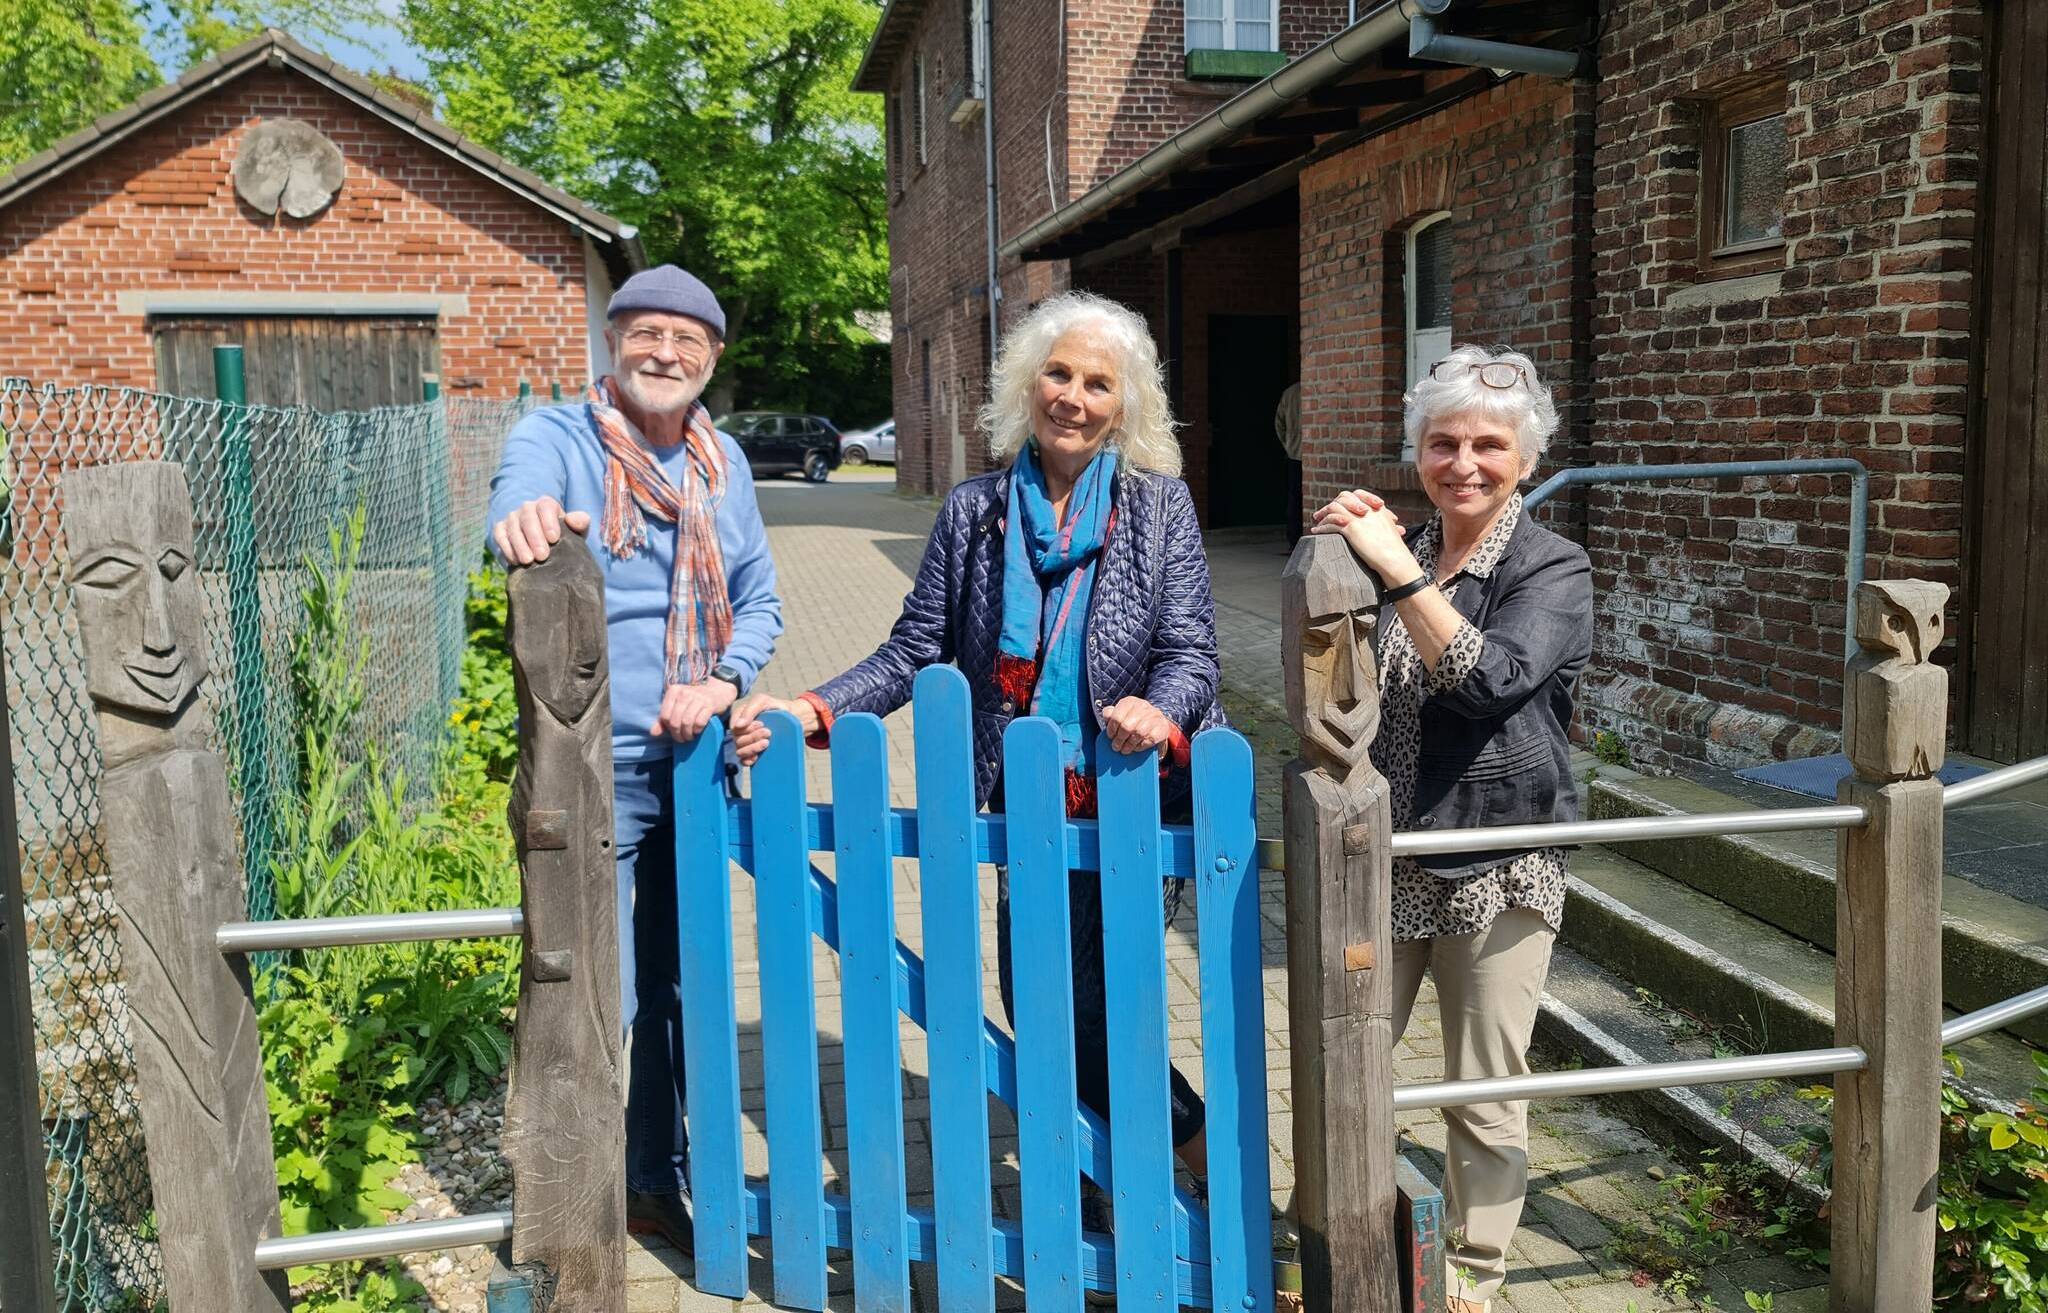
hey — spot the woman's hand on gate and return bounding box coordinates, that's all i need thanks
[1100,696,1175,756]
[730,693,821,765]
[491,496,590,566]
[651,678,737,742]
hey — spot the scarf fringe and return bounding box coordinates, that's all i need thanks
[993,653,1039,707]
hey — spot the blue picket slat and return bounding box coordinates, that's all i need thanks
[1095,740,1179,1305]
[832,714,911,1310]
[1003,717,1086,1310]
[672,720,748,1295]
[1192,729,1274,1313]
[912,668,996,1310]
[750,711,828,1309]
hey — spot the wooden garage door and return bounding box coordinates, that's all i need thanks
[152,316,440,410]
[1963,0,2048,763]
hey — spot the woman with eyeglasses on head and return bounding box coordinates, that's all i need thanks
[1311,345,1591,1313]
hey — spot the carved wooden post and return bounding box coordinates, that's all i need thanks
[1831,579,1948,1313]
[1282,534,1399,1312]
[62,461,291,1310]
[0,649,56,1313]
[502,532,625,1306]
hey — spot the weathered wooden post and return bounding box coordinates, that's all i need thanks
[1282,533,1399,1312]
[63,461,291,1310]
[1831,579,1948,1313]
[500,531,625,1306]
[0,648,56,1313]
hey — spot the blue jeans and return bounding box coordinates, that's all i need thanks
[616,756,688,1197]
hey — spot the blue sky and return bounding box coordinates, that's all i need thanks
[141,1,433,85]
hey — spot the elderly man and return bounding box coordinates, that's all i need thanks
[488,264,783,1254]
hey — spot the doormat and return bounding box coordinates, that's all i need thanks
[1735,752,1985,800]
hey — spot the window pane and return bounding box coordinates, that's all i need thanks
[1724,113,1786,245]
[1188,0,1223,50]
[1233,19,1273,50]
[1413,220,1453,332]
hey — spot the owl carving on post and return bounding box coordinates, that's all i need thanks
[1843,580,1949,783]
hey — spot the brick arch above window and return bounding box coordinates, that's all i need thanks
[1390,153,1458,228]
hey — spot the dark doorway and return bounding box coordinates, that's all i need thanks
[1205,314,1293,529]
[1960,0,2048,763]
[151,315,440,409]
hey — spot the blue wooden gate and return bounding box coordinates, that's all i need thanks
[672,666,1275,1310]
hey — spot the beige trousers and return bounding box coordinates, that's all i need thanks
[1392,908,1557,1304]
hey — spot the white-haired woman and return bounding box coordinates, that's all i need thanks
[733,291,1225,1199]
[1312,346,1592,1313]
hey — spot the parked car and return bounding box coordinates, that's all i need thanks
[715,411,842,483]
[839,418,896,465]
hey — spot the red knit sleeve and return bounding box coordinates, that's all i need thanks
[796,691,835,749]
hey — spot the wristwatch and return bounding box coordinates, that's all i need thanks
[710,664,745,696]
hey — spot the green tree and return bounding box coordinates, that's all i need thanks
[0,0,159,168]
[402,0,890,419]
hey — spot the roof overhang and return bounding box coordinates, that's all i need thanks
[1006,0,1594,266]
[0,29,647,285]
[852,0,923,94]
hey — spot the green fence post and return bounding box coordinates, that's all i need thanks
[517,380,531,407]
[215,345,272,915]
[422,374,460,719]
[0,650,56,1313]
[550,382,563,402]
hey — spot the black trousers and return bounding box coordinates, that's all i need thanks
[995,867,1206,1147]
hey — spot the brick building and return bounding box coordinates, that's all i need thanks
[857,0,2045,770]
[0,29,642,407]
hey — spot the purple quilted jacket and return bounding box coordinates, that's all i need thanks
[812,463,1228,810]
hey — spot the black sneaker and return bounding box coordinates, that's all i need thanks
[625,1189,695,1257]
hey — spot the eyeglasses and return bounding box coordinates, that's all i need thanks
[1429,359,1528,390]
[618,326,716,356]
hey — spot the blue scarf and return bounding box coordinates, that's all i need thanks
[995,446,1116,781]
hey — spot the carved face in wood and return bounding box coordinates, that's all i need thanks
[512,542,609,725]
[1854,579,1947,665]
[1282,535,1381,772]
[63,462,209,717]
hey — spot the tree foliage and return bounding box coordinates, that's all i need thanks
[402,0,891,420]
[0,0,159,167]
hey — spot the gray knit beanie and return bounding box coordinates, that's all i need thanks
[606,264,726,339]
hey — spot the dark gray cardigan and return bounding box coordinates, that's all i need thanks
[1384,509,1594,878]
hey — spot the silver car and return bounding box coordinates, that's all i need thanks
[839,418,896,465]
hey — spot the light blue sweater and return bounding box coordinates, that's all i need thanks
[487,402,784,762]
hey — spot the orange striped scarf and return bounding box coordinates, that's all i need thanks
[587,377,732,686]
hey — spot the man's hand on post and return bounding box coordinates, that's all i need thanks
[650,679,738,742]
[491,496,591,566]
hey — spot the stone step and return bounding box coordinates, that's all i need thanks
[1584,763,2048,1046]
[1560,846,2043,1113]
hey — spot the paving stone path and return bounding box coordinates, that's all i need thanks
[622,472,1826,1313]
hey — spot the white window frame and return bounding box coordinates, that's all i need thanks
[1185,0,1279,53]
[1403,210,1455,459]
[913,53,928,166]
[965,0,987,99]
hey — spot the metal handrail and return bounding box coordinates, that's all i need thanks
[1945,754,2048,807]
[253,1212,514,1270]
[216,908,523,954]
[1522,457,1869,659]
[1942,984,2048,1047]
[1389,802,1866,858]
[1393,1045,1869,1112]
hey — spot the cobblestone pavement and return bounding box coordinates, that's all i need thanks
[629,472,1824,1313]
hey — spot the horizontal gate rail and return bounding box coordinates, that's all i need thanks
[215,908,524,953]
[1942,753,2048,806]
[1941,983,2048,1047]
[252,1212,514,1270]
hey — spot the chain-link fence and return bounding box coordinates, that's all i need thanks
[1,378,525,1308]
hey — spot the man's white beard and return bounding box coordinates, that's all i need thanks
[615,364,708,417]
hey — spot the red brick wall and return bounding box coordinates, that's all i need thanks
[1297,75,1593,532]
[1586,0,1983,769]
[1066,1,1350,191]
[0,69,592,399]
